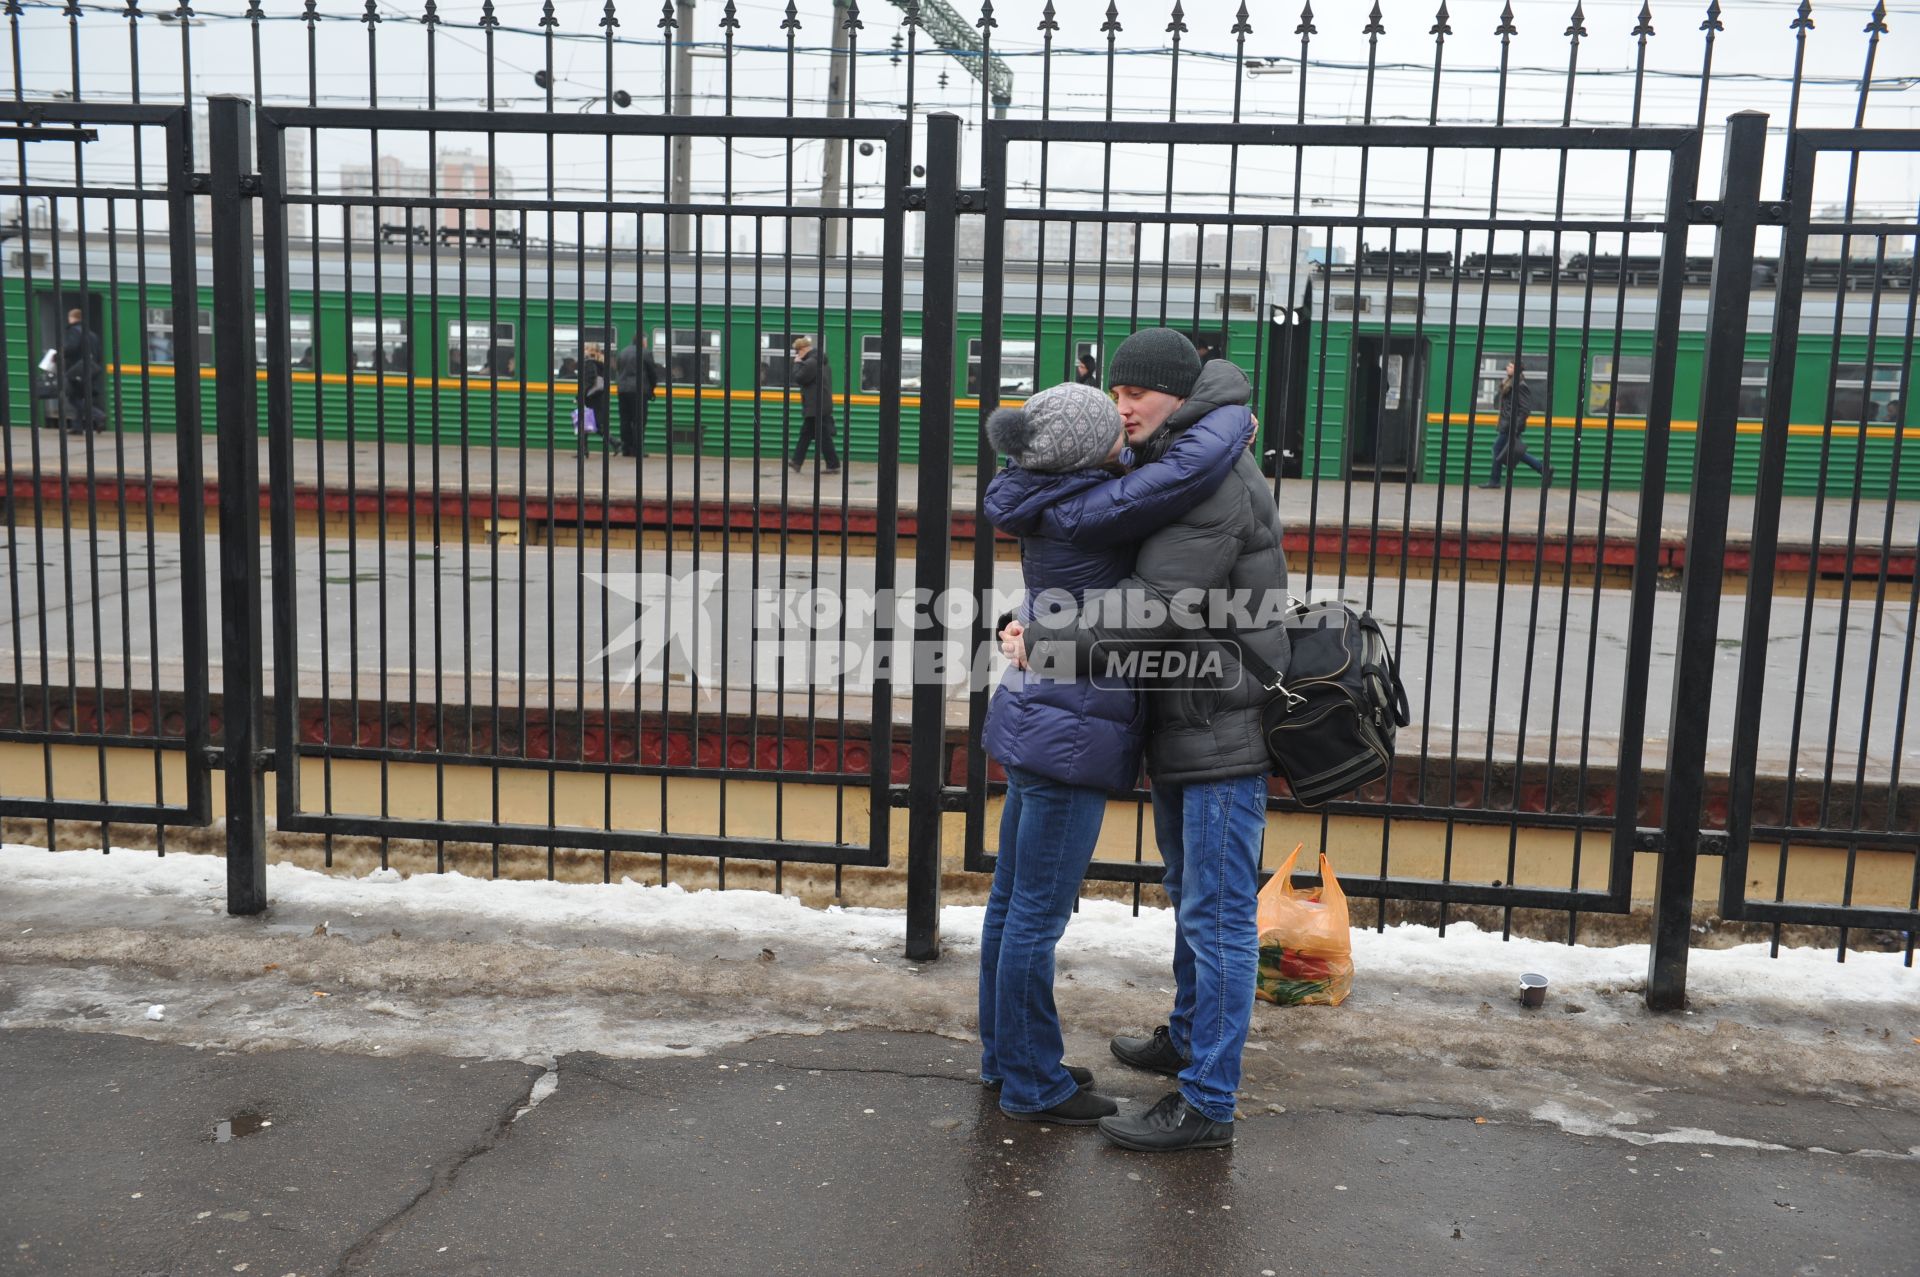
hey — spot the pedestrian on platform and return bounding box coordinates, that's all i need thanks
[615,333,662,458]
[979,377,1248,1129]
[577,342,609,445]
[787,335,839,473]
[61,307,105,434]
[1075,353,1100,386]
[1481,357,1552,488]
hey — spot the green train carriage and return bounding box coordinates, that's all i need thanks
[6,235,1915,501]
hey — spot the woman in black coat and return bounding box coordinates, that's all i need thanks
[577,343,610,441]
[1481,358,1552,488]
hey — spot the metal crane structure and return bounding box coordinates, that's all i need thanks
[885,0,1015,111]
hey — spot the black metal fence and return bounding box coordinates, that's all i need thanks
[1,2,1915,1007]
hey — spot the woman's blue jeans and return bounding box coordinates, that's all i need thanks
[978,765,1107,1114]
[1150,775,1268,1123]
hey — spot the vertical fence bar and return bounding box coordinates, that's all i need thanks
[207,95,268,915]
[1646,110,1768,1010]
[905,112,962,962]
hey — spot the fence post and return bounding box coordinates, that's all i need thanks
[207,95,268,916]
[1646,111,1768,1009]
[904,113,963,962]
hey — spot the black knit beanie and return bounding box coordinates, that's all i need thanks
[1107,327,1202,399]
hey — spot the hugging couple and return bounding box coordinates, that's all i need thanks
[979,328,1291,1153]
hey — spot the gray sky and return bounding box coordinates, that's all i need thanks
[4,0,1917,256]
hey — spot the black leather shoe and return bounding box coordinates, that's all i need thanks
[1004,1087,1119,1126]
[1109,1026,1189,1078]
[1098,1090,1234,1152]
[985,1064,1094,1092]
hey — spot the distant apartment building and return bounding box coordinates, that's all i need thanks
[338,150,515,242]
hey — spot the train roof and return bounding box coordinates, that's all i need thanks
[6,229,1913,339]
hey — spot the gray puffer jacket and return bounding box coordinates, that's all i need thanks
[1025,360,1291,785]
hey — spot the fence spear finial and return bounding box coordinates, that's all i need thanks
[601,0,617,31]
[1701,0,1722,34]
[1168,1,1187,37]
[422,0,440,27]
[1102,1,1121,36]
[1566,2,1586,39]
[362,0,381,26]
[781,0,800,33]
[538,0,557,29]
[1633,2,1654,38]
[1233,2,1252,38]
[1039,0,1058,34]
[1790,0,1812,31]
[1864,0,1887,35]
[720,0,739,30]
[1497,2,1517,36]
[1431,2,1452,38]
[1365,2,1384,37]
[1297,3,1316,38]
[478,0,498,29]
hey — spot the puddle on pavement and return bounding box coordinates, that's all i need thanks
[211,1110,272,1144]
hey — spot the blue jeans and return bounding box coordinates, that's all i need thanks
[979,765,1107,1113]
[1151,775,1268,1123]
[1488,427,1546,483]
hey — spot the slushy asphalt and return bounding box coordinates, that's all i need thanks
[4,1026,1917,1277]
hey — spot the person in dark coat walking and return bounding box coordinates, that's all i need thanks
[979,381,1249,1128]
[1003,330,1288,1154]
[614,334,661,458]
[1075,353,1100,386]
[787,336,839,472]
[576,343,609,445]
[61,308,105,433]
[1482,357,1552,487]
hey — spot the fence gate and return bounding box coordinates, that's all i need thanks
[961,119,1710,935]
[232,100,914,883]
[0,103,214,834]
[1718,126,1920,957]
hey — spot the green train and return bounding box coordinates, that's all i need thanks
[8,232,1916,499]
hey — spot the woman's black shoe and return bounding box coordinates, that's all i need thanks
[1109,1026,1189,1078]
[1003,1087,1119,1126]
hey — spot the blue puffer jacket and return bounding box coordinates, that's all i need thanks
[981,406,1249,792]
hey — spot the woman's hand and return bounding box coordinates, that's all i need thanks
[1000,619,1029,670]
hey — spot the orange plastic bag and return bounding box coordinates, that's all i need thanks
[1254,844,1354,1007]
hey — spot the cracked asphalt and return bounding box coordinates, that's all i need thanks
[4,1027,1917,1277]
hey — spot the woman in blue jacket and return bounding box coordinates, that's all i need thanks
[977,382,1246,1125]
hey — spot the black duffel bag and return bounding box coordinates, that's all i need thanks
[1218,601,1411,807]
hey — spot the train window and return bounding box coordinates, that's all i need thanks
[255,314,315,367]
[653,327,722,387]
[1833,364,1903,423]
[350,316,410,373]
[1587,354,1653,417]
[860,333,923,393]
[552,325,616,381]
[966,338,1036,397]
[145,305,214,366]
[448,321,517,378]
[760,332,806,389]
[1737,360,1769,420]
[1475,354,1548,410]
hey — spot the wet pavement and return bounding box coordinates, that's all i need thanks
[4,1026,1915,1277]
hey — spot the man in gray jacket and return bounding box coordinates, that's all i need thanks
[1004,328,1290,1152]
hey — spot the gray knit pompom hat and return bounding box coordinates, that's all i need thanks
[985,382,1122,473]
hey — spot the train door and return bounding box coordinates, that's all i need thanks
[1262,298,1311,478]
[31,289,106,428]
[1348,334,1427,479]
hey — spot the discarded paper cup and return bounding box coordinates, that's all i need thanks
[1519,973,1550,1008]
